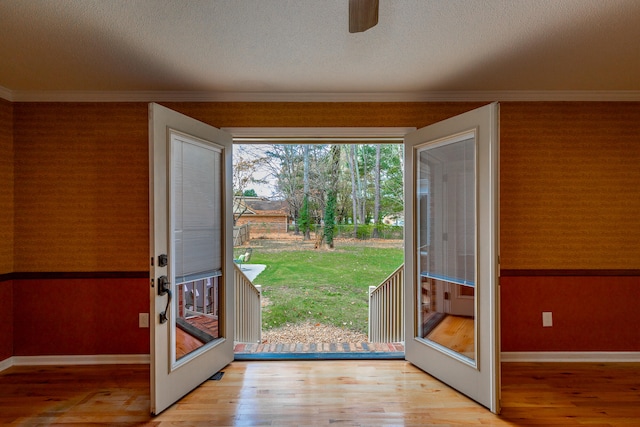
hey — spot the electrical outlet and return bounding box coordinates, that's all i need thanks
[139,313,150,328]
[542,311,553,327]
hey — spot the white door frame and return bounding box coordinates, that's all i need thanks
[148,116,499,413]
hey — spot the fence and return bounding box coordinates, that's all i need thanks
[290,224,404,240]
[233,224,250,246]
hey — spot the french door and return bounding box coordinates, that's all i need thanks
[149,103,234,415]
[404,103,500,413]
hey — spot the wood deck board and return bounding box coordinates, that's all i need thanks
[1,362,639,425]
[176,314,219,359]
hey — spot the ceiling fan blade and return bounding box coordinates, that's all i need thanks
[349,0,379,33]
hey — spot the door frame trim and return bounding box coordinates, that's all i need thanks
[222,127,416,142]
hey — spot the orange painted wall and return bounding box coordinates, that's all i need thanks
[500,102,640,270]
[0,281,12,360]
[12,278,149,356]
[499,102,640,352]
[13,103,149,272]
[0,98,14,360]
[501,276,640,351]
[0,98,13,275]
[9,102,150,357]
[4,100,640,357]
[161,101,485,129]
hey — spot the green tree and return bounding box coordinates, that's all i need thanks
[323,144,341,248]
[299,194,310,238]
[379,144,404,218]
[302,145,311,240]
[243,188,257,197]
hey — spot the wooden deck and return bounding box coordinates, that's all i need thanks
[233,341,405,359]
[1,361,639,425]
[176,314,219,359]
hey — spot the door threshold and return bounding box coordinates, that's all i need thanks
[234,351,405,361]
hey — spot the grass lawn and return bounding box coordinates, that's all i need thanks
[248,240,404,334]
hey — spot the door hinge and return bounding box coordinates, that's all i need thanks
[150,278,154,288]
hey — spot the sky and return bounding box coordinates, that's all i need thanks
[233,144,278,198]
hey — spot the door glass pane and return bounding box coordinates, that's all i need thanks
[172,133,223,362]
[417,133,476,363]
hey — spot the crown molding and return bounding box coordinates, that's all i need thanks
[4,89,640,103]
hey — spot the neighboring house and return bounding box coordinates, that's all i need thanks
[234,197,290,235]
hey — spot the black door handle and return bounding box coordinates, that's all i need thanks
[158,276,172,324]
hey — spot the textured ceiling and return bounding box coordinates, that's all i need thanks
[1,0,639,100]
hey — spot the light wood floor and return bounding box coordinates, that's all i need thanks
[1,361,639,425]
[426,314,475,359]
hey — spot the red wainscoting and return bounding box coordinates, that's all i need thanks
[12,277,150,356]
[0,280,13,361]
[500,275,640,352]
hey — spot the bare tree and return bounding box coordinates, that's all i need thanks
[359,145,367,226]
[300,145,311,240]
[372,144,381,238]
[232,146,268,225]
[347,144,359,238]
[263,144,303,233]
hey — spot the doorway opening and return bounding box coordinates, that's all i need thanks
[226,129,412,359]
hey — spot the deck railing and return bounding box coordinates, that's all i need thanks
[368,264,405,342]
[179,276,219,318]
[234,264,262,343]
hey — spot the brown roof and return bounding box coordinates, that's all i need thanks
[237,197,288,215]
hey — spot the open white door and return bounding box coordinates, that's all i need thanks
[404,103,500,413]
[149,103,234,415]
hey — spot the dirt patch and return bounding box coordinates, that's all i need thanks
[262,322,368,344]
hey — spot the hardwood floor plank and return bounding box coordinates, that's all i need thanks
[1,361,639,426]
[426,314,475,358]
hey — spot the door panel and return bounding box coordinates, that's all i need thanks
[149,103,234,415]
[404,103,500,413]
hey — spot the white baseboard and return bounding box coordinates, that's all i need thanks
[1,354,149,371]
[501,351,640,363]
[3,352,638,372]
[0,356,14,372]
